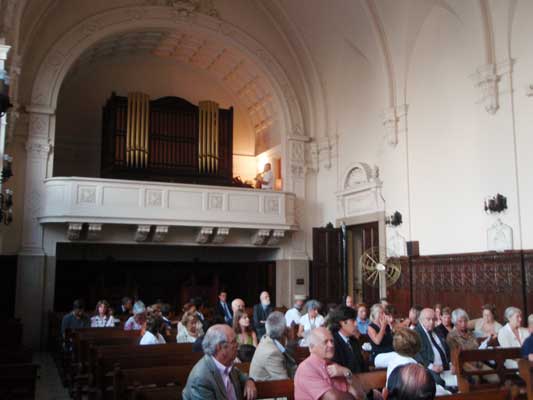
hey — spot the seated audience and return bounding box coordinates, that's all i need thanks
[294,327,365,400]
[414,308,450,386]
[356,303,370,335]
[367,303,394,361]
[446,308,477,352]
[124,301,146,331]
[140,313,166,345]
[61,299,90,336]
[345,295,354,309]
[401,305,422,329]
[232,298,246,315]
[380,327,420,382]
[521,314,533,361]
[434,307,453,340]
[298,299,325,346]
[191,297,208,332]
[285,294,306,327]
[177,311,201,343]
[214,289,233,325]
[385,363,436,400]
[498,306,529,368]
[385,304,398,332]
[90,299,116,327]
[233,309,258,347]
[328,305,366,373]
[253,291,273,339]
[115,296,133,317]
[434,303,442,326]
[182,324,257,400]
[473,303,502,339]
[250,311,296,380]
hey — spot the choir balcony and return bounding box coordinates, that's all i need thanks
[39,177,297,246]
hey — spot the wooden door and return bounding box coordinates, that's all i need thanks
[311,226,343,306]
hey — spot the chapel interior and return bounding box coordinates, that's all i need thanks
[2,0,533,398]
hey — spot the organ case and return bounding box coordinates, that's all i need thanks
[101,93,233,185]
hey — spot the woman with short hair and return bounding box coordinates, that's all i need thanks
[498,306,529,369]
[297,300,324,346]
[176,312,200,343]
[90,300,116,328]
[434,307,453,340]
[124,301,146,331]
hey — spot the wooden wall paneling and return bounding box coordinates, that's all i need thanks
[311,227,343,306]
[523,250,533,318]
[386,256,411,317]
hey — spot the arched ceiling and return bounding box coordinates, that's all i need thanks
[67,28,276,140]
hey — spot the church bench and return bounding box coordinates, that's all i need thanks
[452,347,523,393]
[90,343,199,400]
[519,359,533,400]
[112,363,250,400]
[292,346,310,364]
[356,369,387,391]
[0,363,39,400]
[443,388,511,399]
[129,385,181,400]
[255,378,294,400]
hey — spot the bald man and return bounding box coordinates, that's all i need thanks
[232,298,245,315]
[414,308,450,387]
[294,327,366,399]
[253,291,273,339]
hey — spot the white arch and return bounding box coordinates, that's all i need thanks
[28,6,305,142]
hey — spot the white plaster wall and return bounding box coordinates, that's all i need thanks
[55,54,255,178]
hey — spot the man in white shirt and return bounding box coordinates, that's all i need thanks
[285,294,306,327]
[258,163,273,190]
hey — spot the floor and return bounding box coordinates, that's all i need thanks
[33,352,70,400]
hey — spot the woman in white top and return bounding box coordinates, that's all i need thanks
[90,300,116,328]
[140,314,166,345]
[498,306,529,368]
[473,304,503,339]
[298,300,324,346]
[176,312,200,343]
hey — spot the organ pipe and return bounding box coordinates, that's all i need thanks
[126,92,150,167]
[198,100,219,173]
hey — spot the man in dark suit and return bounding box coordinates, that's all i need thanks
[253,291,273,339]
[414,308,450,386]
[330,306,367,373]
[182,324,257,400]
[214,289,233,326]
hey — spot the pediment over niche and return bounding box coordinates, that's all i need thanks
[337,162,384,219]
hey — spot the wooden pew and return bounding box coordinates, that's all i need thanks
[91,343,200,399]
[452,347,523,393]
[444,388,511,399]
[519,359,533,400]
[357,369,387,392]
[256,379,294,400]
[113,363,250,400]
[0,363,39,400]
[292,346,310,364]
[129,386,181,400]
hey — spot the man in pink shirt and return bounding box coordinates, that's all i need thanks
[294,327,366,399]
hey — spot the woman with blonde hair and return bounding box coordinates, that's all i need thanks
[367,303,394,361]
[233,309,258,347]
[176,312,200,343]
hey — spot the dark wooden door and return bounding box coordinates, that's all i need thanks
[359,222,380,306]
[311,226,343,306]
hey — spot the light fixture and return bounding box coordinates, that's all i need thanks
[0,188,13,225]
[385,211,403,227]
[484,194,507,214]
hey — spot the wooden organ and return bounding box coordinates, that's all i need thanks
[101,92,234,185]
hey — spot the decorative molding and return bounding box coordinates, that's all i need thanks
[87,223,102,240]
[251,229,271,246]
[264,196,280,214]
[471,59,514,115]
[310,135,337,172]
[487,217,513,252]
[212,227,230,244]
[382,104,408,147]
[337,162,385,219]
[208,193,223,210]
[66,223,83,241]
[146,189,163,207]
[78,186,97,204]
[153,225,168,242]
[143,0,219,18]
[196,227,213,244]
[135,225,151,242]
[267,229,285,246]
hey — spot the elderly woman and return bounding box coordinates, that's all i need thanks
[446,309,478,352]
[90,300,116,327]
[124,301,146,331]
[473,304,502,339]
[367,303,394,361]
[297,299,324,346]
[233,309,258,347]
[434,307,453,340]
[176,311,201,343]
[498,306,529,348]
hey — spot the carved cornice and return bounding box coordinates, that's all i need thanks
[382,104,408,147]
[310,135,338,172]
[87,223,102,240]
[251,229,271,246]
[135,225,151,242]
[67,223,83,241]
[153,225,168,242]
[196,227,213,244]
[212,227,230,244]
[471,59,514,115]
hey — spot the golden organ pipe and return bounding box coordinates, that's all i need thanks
[126,92,150,168]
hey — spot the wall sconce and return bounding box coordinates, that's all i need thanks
[385,211,403,227]
[0,188,13,225]
[484,194,507,214]
[1,154,13,182]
